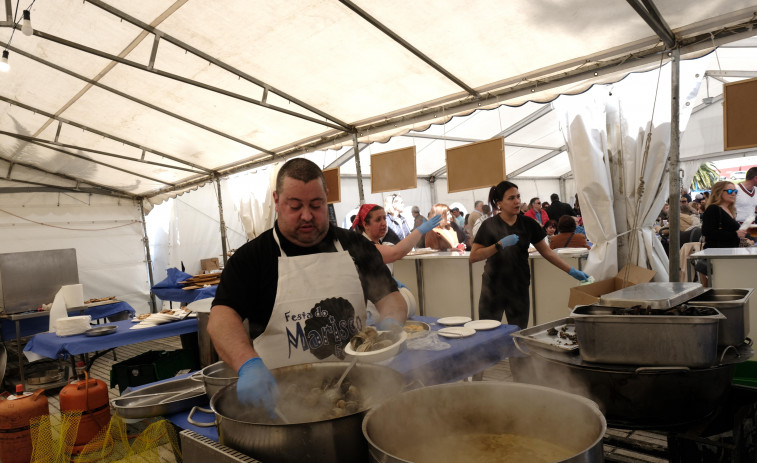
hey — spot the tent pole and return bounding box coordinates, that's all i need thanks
[352,133,365,204]
[668,48,681,282]
[215,176,230,267]
[139,200,158,313]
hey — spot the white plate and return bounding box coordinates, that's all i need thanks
[438,327,476,338]
[437,316,472,326]
[464,319,501,331]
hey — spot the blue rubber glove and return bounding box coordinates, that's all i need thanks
[376,317,402,331]
[417,214,442,234]
[568,267,590,282]
[237,357,278,418]
[499,234,519,248]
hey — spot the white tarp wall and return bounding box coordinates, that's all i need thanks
[556,58,707,280]
[0,192,151,313]
[146,180,248,294]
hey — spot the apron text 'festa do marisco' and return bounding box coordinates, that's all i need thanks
[253,229,367,369]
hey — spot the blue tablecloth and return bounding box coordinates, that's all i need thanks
[0,301,136,341]
[161,316,520,441]
[151,268,217,304]
[23,318,198,359]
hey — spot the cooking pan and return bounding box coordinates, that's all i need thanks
[510,351,737,429]
[187,361,406,463]
[363,382,606,462]
[190,360,237,400]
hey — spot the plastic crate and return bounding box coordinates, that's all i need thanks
[110,349,199,393]
[732,361,757,388]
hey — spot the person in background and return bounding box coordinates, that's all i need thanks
[735,167,757,223]
[385,193,412,241]
[542,219,558,245]
[545,193,575,220]
[471,204,491,241]
[573,216,586,235]
[679,197,700,231]
[470,181,590,328]
[411,205,428,248]
[207,158,407,417]
[451,207,465,229]
[697,181,751,286]
[353,203,441,263]
[541,201,550,210]
[680,187,692,203]
[549,215,591,249]
[524,197,549,225]
[657,203,670,224]
[425,203,466,251]
[466,201,484,237]
[573,194,582,216]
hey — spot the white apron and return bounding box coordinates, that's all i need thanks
[253,230,367,369]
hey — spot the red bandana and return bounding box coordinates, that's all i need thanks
[352,204,379,230]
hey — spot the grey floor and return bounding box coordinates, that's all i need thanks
[13,337,673,462]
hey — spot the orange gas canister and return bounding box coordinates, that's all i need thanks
[0,385,50,463]
[59,372,111,453]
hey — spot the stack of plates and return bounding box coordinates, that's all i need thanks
[436,317,501,338]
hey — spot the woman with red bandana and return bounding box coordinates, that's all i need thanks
[352,203,441,264]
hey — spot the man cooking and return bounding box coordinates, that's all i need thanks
[207,158,407,417]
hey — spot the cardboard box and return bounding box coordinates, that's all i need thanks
[568,264,656,309]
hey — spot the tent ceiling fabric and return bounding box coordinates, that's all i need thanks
[0,0,756,201]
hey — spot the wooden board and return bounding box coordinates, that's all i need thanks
[446,137,505,193]
[724,76,757,150]
[323,167,341,204]
[371,146,417,193]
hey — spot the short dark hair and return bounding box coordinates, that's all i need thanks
[747,167,757,181]
[550,193,559,202]
[276,158,327,193]
[557,215,576,233]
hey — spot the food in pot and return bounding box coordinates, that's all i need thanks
[612,304,718,316]
[349,326,399,352]
[273,376,365,423]
[402,433,575,463]
[546,324,577,345]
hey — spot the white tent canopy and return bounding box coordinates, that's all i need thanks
[1,0,757,204]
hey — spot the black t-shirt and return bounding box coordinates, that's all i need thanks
[473,214,546,280]
[212,222,398,330]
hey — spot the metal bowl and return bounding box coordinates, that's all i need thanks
[198,360,237,399]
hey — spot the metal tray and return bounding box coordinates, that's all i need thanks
[511,318,579,354]
[599,282,706,309]
[112,375,206,419]
[570,304,724,367]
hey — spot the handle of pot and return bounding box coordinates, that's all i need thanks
[634,366,691,374]
[512,337,532,356]
[187,406,217,427]
[189,371,203,382]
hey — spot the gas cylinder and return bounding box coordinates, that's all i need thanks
[58,370,111,454]
[0,385,50,463]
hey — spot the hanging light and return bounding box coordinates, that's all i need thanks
[22,10,33,36]
[0,51,9,72]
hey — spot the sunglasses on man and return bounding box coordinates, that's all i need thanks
[725,189,739,195]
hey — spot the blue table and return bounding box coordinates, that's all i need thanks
[24,318,198,360]
[151,268,217,304]
[161,316,519,441]
[0,301,136,341]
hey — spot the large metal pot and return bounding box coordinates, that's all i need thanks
[510,353,735,429]
[188,361,406,463]
[362,382,606,463]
